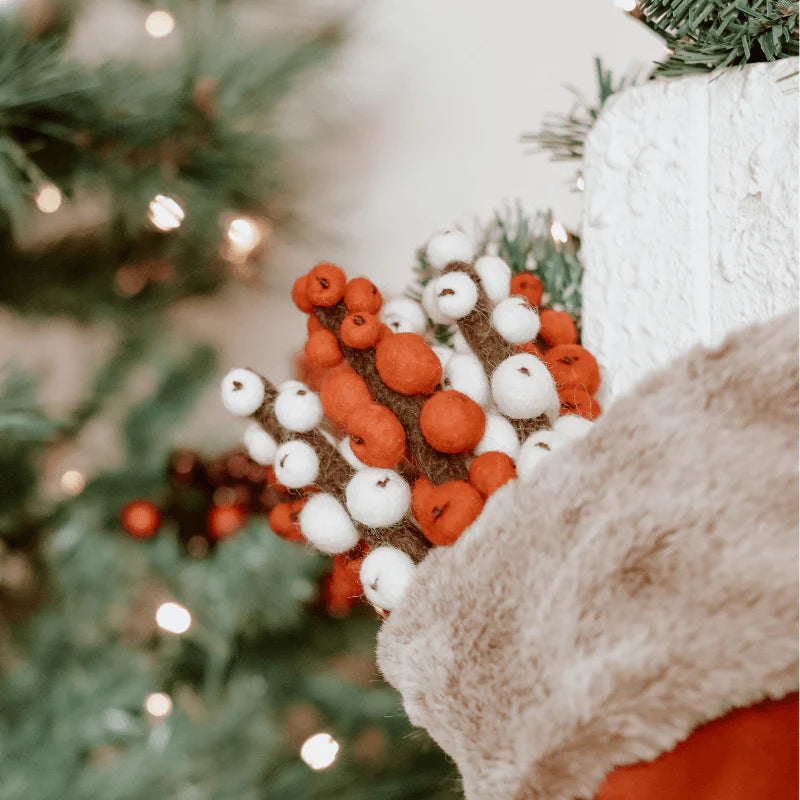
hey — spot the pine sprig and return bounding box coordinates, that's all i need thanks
[639,0,799,76]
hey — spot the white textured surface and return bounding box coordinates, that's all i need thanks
[582,58,799,403]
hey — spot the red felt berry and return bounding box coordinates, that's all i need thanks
[558,385,602,420]
[268,499,306,542]
[344,277,383,314]
[546,344,600,394]
[468,452,517,498]
[305,329,343,368]
[346,402,406,468]
[411,477,484,546]
[306,263,346,307]
[208,504,247,540]
[510,272,543,308]
[539,309,578,347]
[375,333,442,395]
[291,274,313,313]
[320,366,372,429]
[340,312,382,349]
[419,391,485,454]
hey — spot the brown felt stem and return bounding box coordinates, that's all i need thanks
[313,305,470,486]
[249,372,430,562]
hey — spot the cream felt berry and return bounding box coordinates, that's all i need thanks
[338,437,365,470]
[430,272,479,320]
[474,255,511,303]
[422,280,454,325]
[444,353,490,407]
[492,296,540,345]
[451,329,471,354]
[274,383,323,433]
[491,353,558,419]
[380,296,427,335]
[221,368,265,416]
[359,546,416,610]
[345,468,411,528]
[516,428,568,482]
[474,412,521,459]
[431,345,455,374]
[299,493,360,554]
[273,439,320,489]
[425,229,474,270]
[554,414,596,440]
[243,422,278,465]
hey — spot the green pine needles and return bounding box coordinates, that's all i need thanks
[641,0,799,76]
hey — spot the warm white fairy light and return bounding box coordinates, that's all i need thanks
[145,692,173,717]
[550,220,568,244]
[300,733,340,770]
[148,194,185,231]
[225,217,263,260]
[35,184,62,214]
[576,175,585,192]
[60,470,85,496]
[145,10,175,38]
[155,602,192,634]
[614,0,637,10]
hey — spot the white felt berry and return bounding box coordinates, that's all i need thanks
[243,423,278,465]
[273,439,320,489]
[431,272,479,320]
[359,546,416,610]
[278,379,306,393]
[492,296,540,344]
[221,368,265,416]
[425,230,475,270]
[474,255,511,303]
[554,414,596,440]
[380,296,427,335]
[431,345,455,374]
[422,280,455,325]
[474,412,521,459]
[274,383,323,433]
[299,493,360,554]
[345,468,410,528]
[451,329,472,354]
[444,353,491,407]
[516,429,568,482]
[338,437,365,470]
[491,353,558,419]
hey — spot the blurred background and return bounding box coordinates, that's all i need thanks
[0,1,663,797]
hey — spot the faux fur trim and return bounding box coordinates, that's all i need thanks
[377,312,799,800]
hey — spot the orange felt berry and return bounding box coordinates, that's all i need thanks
[412,477,484,546]
[305,329,343,368]
[419,391,486,454]
[320,366,372,429]
[306,263,347,307]
[340,312,382,349]
[346,402,406,468]
[546,344,600,394]
[510,272,543,308]
[344,277,383,314]
[374,332,442,395]
[291,274,313,313]
[469,452,517,498]
[268,499,306,543]
[539,309,578,346]
[516,341,544,359]
[558,385,602,420]
[307,314,324,336]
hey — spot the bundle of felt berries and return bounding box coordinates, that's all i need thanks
[221,230,601,612]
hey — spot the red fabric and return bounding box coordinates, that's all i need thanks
[595,693,799,800]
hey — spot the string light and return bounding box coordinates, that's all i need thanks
[35,184,62,213]
[550,221,568,244]
[145,692,173,717]
[148,194,185,231]
[300,733,340,770]
[145,10,175,38]
[576,175,585,192]
[155,602,192,634]
[60,470,85,496]
[614,0,637,10]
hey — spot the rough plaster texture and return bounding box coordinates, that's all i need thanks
[581,58,799,403]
